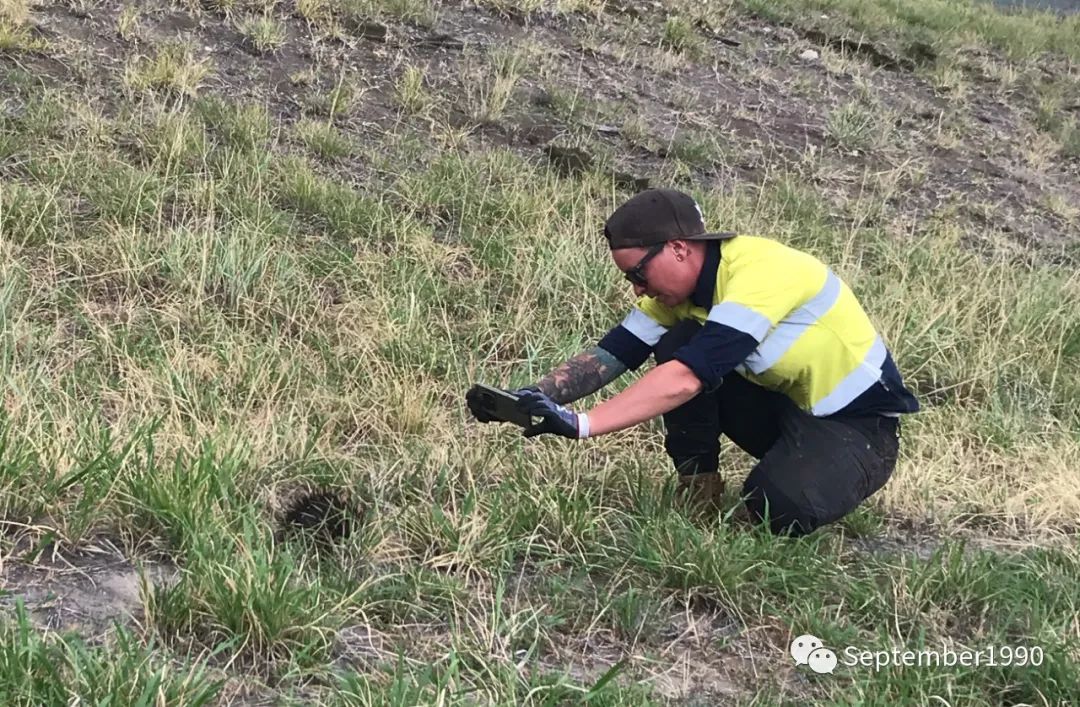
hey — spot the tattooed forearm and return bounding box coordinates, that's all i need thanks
[534,346,628,405]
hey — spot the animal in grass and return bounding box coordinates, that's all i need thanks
[466,188,919,537]
[279,488,361,545]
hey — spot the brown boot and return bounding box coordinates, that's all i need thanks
[676,471,726,513]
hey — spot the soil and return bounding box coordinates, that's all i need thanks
[8,0,1079,259]
[0,535,175,637]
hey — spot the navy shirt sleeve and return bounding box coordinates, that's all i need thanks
[597,324,654,371]
[671,321,759,391]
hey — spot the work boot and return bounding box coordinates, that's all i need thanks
[672,456,725,513]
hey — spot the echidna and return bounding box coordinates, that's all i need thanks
[279,489,360,544]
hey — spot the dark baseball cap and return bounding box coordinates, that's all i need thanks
[603,188,735,249]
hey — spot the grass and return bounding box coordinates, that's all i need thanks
[1034,82,1080,159]
[0,603,224,705]
[305,74,362,120]
[237,12,287,53]
[293,118,352,158]
[116,5,140,41]
[122,42,213,98]
[2,0,1080,702]
[394,64,434,117]
[0,0,47,52]
[825,99,891,153]
[741,0,1080,61]
[460,45,532,125]
[4,88,1079,695]
[659,15,704,59]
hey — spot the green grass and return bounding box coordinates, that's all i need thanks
[122,42,213,98]
[2,0,1080,701]
[236,12,287,54]
[741,0,1080,61]
[0,603,224,705]
[459,45,533,125]
[659,15,705,58]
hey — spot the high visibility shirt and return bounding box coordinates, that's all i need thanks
[598,237,919,417]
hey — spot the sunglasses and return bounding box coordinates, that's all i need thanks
[623,243,665,286]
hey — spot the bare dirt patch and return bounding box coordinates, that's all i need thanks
[0,537,174,636]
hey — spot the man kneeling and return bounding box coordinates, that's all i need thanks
[467,189,919,536]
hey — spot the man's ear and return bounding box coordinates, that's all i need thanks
[669,239,690,260]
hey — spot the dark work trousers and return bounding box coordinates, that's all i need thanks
[654,320,900,536]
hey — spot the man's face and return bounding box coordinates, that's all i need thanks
[611,240,699,307]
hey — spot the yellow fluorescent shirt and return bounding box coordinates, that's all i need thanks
[622,236,916,416]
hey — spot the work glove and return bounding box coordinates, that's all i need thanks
[516,390,590,439]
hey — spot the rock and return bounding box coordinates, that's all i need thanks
[613,172,650,191]
[799,49,820,62]
[342,18,388,42]
[905,41,937,67]
[420,32,465,50]
[544,145,593,176]
[591,123,621,135]
[516,119,559,145]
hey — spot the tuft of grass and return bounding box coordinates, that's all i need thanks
[395,64,434,117]
[329,0,437,28]
[659,14,704,58]
[825,99,892,154]
[295,0,330,23]
[194,95,272,152]
[236,12,287,53]
[1034,83,1080,160]
[376,0,437,26]
[123,42,213,98]
[479,0,545,18]
[0,0,48,52]
[0,604,224,705]
[116,4,140,41]
[305,75,361,120]
[665,130,726,168]
[619,112,652,150]
[0,181,70,246]
[928,59,969,100]
[293,118,351,159]
[461,46,531,125]
[0,0,31,25]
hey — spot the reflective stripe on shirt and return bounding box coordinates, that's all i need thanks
[621,307,668,346]
[743,271,842,375]
[706,301,772,341]
[812,336,888,416]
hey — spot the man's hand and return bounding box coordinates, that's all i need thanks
[516,391,590,439]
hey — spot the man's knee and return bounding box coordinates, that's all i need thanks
[654,320,720,470]
[741,471,819,537]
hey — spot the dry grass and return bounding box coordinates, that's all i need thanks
[122,42,214,97]
[2,0,1080,703]
[459,45,532,124]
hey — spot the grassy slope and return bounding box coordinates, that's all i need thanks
[2,0,1079,703]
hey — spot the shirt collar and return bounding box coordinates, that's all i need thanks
[691,240,720,309]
